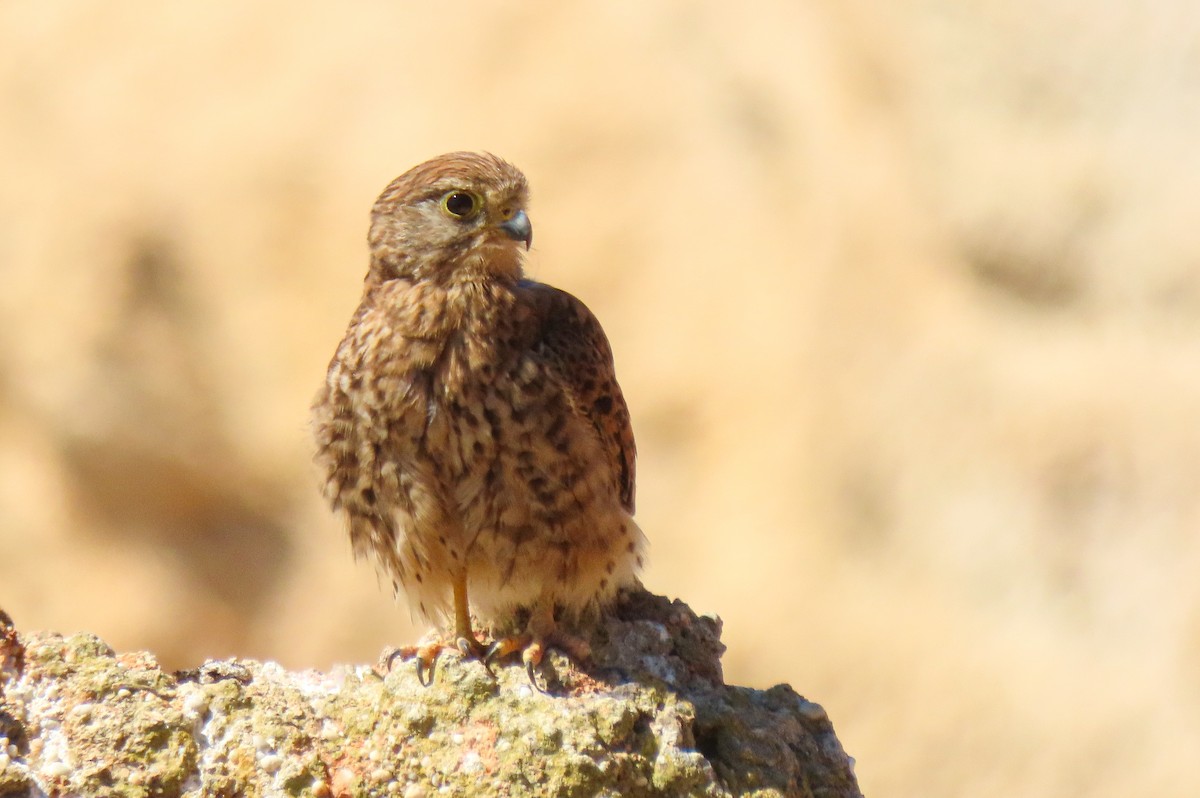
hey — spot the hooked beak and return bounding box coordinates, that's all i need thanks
[498,209,533,250]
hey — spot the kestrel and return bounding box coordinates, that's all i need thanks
[312,152,644,680]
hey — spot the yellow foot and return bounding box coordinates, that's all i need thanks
[384,633,488,686]
[484,630,592,691]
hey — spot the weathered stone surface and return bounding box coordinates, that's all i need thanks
[0,593,860,797]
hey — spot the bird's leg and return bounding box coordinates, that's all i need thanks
[452,569,485,658]
[411,570,486,685]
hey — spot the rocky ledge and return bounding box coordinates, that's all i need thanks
[0,592,861,797]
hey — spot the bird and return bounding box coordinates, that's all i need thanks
[312,152,644,682]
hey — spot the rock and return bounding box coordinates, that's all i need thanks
[0,593,861,797]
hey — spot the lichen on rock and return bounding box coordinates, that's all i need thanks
[0,592,861,797]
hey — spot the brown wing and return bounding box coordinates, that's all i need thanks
[524,281,636,513]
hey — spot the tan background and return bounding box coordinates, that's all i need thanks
[3,2,1198,796]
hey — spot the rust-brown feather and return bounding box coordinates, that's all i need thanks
[312,153,643,635]
[525,283,636,514]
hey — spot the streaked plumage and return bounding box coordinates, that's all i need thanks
[312,152,643,665]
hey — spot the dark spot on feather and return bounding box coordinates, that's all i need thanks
[512,525,535,546]
[593,395,613,415]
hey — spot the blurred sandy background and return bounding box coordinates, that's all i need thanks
[2,1,1199,795]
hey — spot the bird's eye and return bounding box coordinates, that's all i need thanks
[441,191,479,219]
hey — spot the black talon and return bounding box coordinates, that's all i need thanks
[526,659,546,693]
[384,649,406,673]
[456,636,498,678]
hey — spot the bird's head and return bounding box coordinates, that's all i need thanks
[367,152,532,284]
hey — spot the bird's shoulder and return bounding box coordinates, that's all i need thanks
[517,280,613,359]
[517,279,637,512]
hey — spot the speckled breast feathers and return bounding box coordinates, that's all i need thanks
[312,152,643,632]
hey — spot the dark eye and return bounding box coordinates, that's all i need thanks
[442,191,478,218]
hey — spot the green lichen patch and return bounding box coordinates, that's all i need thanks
[23,634,198,797]
[0,752,31,794]
[2,591,861,797]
